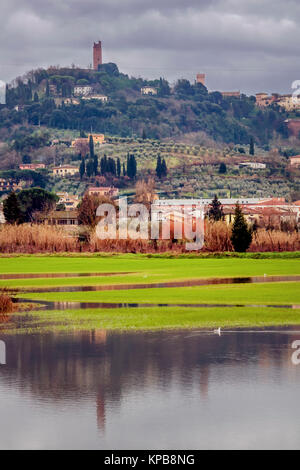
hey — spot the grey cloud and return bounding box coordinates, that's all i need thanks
[0,0,299,94]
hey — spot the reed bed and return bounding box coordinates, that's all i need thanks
[0,223,299,253]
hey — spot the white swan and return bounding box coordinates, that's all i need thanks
[214,327,221,336]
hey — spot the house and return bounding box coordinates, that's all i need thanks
[255,93,278,107]
[141,86,158,96]
[87,186,119,198]
[19,163,46,171]
[0,178,18,192]
[290,156,300,167]
[82,95,108,103]
[239,162,266,169]
[52,165,79,177]
[73,85,93,96]
[71,133,105,147]
[40,210,79,226]
[221,91,241,98]
[56,192,80,210]
[277,94,300,111]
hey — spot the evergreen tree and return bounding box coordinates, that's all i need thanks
[231,203,253,252]
[249,137,255,156]
[219,162,227,174]
[79,157,85,180]
[117,158,121,178]
[93,154,98,175]
[161,158,167,177]
[123,162,126,176]
[33,92,39,102]
[22,154,31,164]
[3,192,23,224]
[89,135,94,159]
[156,155,162,178]
[207,195,224,221]
[127,154,137,179]
[86,159,94,178]
[142,129,147,140]
[100,154,108,175]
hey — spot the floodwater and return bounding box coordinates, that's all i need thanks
[0,328,300,450]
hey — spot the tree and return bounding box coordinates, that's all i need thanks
[231,203,252,252]
[78,194,114,228]
[123,162,126,176]
[3,192,23,224]
[127,154,137,179]
[86,159,94,178]
[33,92,39,102]
[219,163,227,174]
[161,158,167,177]
[89,135,94,159]
[79,157,85,179]
[22,154,31,164]
[156,155,162,178]
[207,195,224,221]
[117,158,121,178]
[134,178,156,210]
[249,136,255,156]
[17,188,58,222]
[93,154,98,176]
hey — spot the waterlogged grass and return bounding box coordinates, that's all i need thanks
[0,255,299,290]
[18,282,300,306]
[2,306,300,335]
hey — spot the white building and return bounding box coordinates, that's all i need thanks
[141,86,158,96]
[73,85,93,96]
[82,95,108,102]
[239,162,266,169]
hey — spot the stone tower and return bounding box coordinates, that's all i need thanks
[93,41,102,70]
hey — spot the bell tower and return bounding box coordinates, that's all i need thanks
[93,41,102,70]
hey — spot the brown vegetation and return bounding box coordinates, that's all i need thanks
[0,222,299,253]
[0,294,14,314]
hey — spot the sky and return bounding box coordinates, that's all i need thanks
[0,0,299,95]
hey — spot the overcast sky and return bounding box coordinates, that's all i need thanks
[0,0,299,94]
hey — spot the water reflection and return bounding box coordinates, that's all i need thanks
[0,329,300,449]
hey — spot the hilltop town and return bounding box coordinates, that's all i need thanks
[0,40,299,233]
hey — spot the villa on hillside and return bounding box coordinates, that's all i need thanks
[19,163,46,171]
[141,86,158,96]
[87,186,119,198]
[290,156,300,167]
[52,165,79,177]
[57,192,80,210]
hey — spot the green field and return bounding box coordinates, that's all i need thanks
[0,254,299,333]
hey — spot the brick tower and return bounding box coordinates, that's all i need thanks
[196,73,206,86]
[93,41,102,70]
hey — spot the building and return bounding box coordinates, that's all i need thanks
[56,192,80,210]
[277,94,300,111]
[196,74,206,86]
[87,186,119,198]
[0,178,18,192]
[290,156,300,167]
[52,165,79,177]
[19,163,45,171]
[0,208,5,224]
[40,210,79,226]
[71,134,105,148]
[255,93,278,107]
[93,41,102,70]
[82,95,108,103]
[74,85,93,96]
[221,91,241,98]
[239,162,266,169]
[141,86,158,96]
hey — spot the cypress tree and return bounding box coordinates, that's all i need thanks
[231,203,253,252]
[79,157,85,180]
[161,158,167,177]
[156,155,162,178]
[219,162,227,174]
[249,137,255,156]
[89,135,94,159]
[93,154,98,175]
[117,158,121,178]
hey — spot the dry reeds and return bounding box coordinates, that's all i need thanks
[250,229,300,252]
[0,224,79,253]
